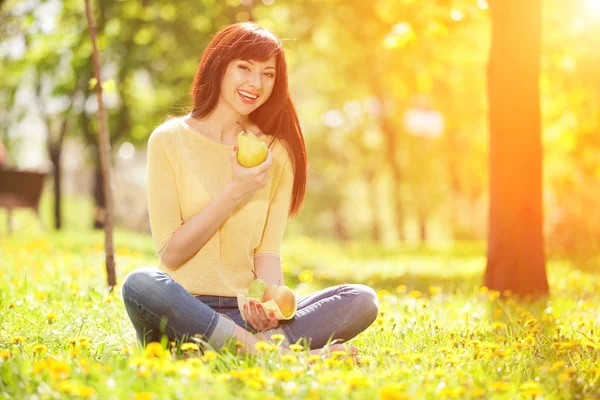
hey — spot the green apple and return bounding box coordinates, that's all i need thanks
[247,278,268,301]
[236,130,268,168]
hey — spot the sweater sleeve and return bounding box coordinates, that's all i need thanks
[254,154,294,259]
[146,129,183,256]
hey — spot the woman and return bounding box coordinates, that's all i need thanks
[121,22,379,357]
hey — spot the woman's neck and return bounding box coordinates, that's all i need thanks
[190,102,251,143]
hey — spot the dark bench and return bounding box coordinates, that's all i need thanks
[0,168,47,233]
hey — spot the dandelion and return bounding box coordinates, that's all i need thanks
[524,334,536,346]
[11,336,25,344]
[72,385,96,398]
[272,369,294,381]
[299,270,313,283]
[270,333,285,342]
[180,343,199,352]
[471,388,486,397]
[429,286,442,295]
[0,350,11,359]
[289,344,304,352]
[255,341,273,352]
[31,344,48,354]
[396,285,407,294]
[281,354,297,364]
[409,290,422,299]
[489,381,508,392]
[378,384,412,400]
[492,322,506,332]
[134,393,154,400]
[143,342,169,360]
[201,350,217,362]
[520,381,542,396]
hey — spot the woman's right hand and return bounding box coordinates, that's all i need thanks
[229,147,273,201]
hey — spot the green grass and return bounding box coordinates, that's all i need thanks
[1,229,600,399]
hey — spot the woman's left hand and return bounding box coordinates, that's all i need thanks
[243,300,279,331]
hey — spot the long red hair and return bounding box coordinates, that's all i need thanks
[188,22,306,218]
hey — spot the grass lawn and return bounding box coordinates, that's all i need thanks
[1,228,600,399]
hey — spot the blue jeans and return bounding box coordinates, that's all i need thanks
[121,267,379,350]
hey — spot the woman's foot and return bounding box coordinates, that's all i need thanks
[309,343,360,365]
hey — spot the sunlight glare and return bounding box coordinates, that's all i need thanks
[586,0,600,15]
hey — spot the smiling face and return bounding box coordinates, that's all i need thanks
[219,56,277,117]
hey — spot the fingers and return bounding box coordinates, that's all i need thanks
[245,300,279,331]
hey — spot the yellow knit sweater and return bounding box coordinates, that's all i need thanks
[146,117,294,296]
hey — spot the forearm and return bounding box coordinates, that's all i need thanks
[161,182,242,269]
[254,256,284,286]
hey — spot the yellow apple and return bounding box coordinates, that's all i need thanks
[263,285,297,318]
[236,130,268,168]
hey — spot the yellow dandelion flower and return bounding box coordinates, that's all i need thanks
[47,358,71,379]
[471,388,486,397]
[488,290,500,301]
[203,350,217,361]
[492,322,506,332]
[429,286,442,295]
[71,385,96,398]
[308,355,322,363]
[0,350,12,359]
[299,270,313,283]
[31,344,48,354]
[255,341,273,352]
[409,290,422,299]
[270,333,285,342]
[281,354,297,364]
[247,379,263,390]
[378,384,412,400]
[325,358,341,367]
[513,342,525,350]
[272,369,294,381]
[520,381,542,396]
[525,318,538,327]
[134,393,154,400]
[331,350,347,358]
[180,343,199,352]
[56,380,75,393]
[489,381,508,392]
[143,342,169,360]
[396,285,407,294]
[11,336,25,344]
[289,344,304,352]
[524,335,536,346]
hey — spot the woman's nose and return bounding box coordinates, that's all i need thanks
[248,73,262,89]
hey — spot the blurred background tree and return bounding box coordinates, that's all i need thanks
[1,0,599,273]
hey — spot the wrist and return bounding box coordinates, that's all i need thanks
[224,182,243,206]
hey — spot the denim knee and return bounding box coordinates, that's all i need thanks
[348,284,379,325]
[121,267,171,313]
[122,267,161,298]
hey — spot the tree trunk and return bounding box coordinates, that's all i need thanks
[93,154,106,229]
[333,208,350,242]
[50,148,62,230]
[379,115,405,242]
[367,169,382,243]
[85,0,116,290]
[484,0,549,297]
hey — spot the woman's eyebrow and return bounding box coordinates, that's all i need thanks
[241,59,276,70]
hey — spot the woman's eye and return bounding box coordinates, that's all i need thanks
[238,65,250,71]
[264,73,275,78]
